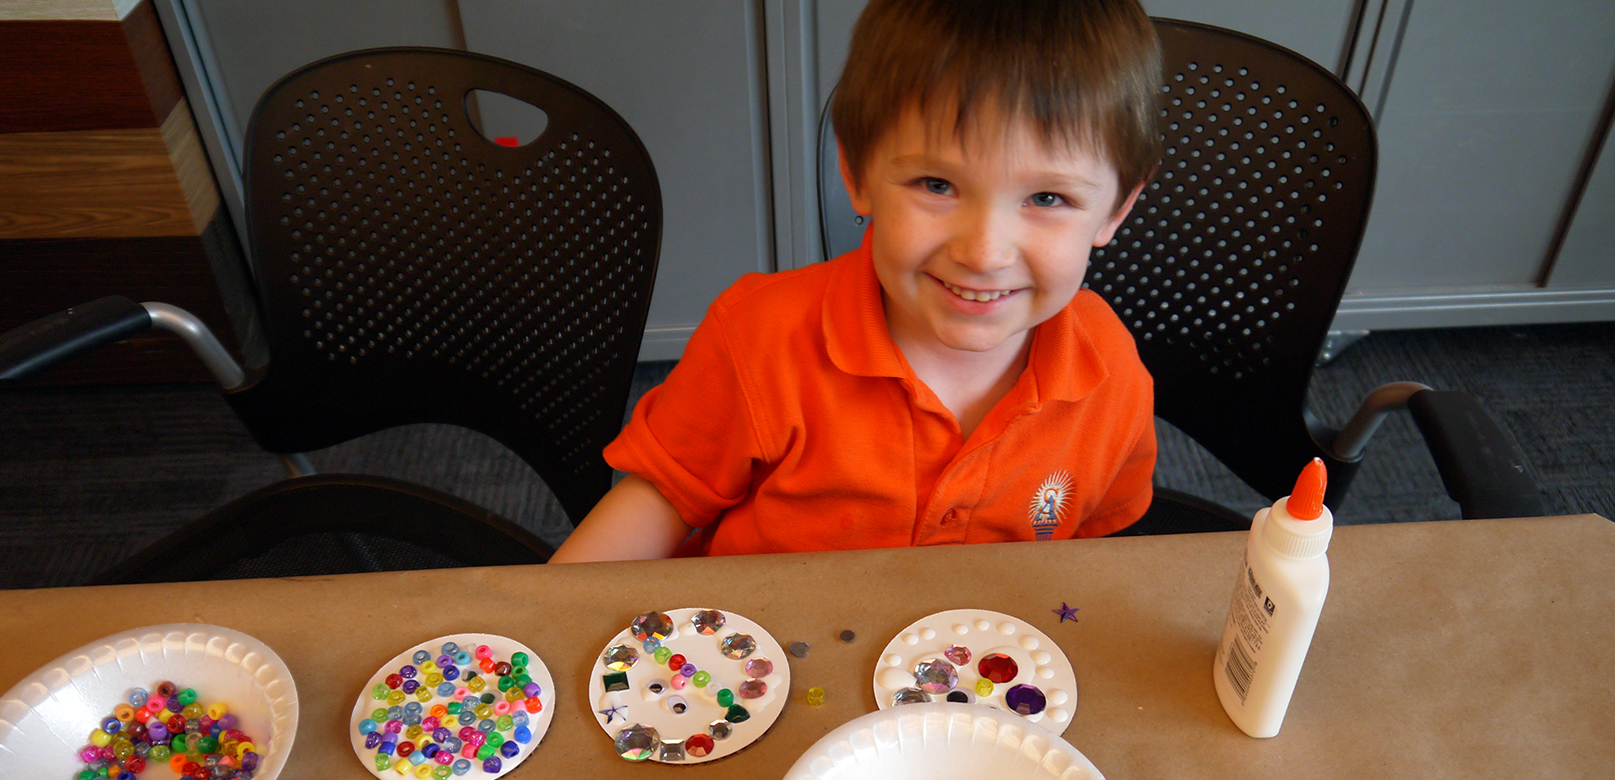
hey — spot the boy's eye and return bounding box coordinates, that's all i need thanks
[1029,192,1066,208]
[920,177,952,195]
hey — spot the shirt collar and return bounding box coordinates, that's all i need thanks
[823,226,1110,404]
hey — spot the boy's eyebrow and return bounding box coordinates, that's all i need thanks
[890,153,1107,193]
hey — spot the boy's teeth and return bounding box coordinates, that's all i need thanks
[944,281,1009,302]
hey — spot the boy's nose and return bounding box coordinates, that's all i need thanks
[952,208,1017,273]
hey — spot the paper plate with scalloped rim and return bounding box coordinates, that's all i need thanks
[0,624,297,780]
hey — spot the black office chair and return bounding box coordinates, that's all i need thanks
[0,47,662,580]
[1095,20,1539,533]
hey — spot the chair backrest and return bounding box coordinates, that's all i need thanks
[227,47,662,523]
[1087,20,1377,506]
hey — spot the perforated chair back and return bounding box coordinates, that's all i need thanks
[1087,20,1377,506]
[229,47,662,523]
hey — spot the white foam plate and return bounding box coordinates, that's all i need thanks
[784,702,1104,780]
[587,607,789,764]
[348,633,555,779]
[0,624,298,780]
[873,609,1077,733]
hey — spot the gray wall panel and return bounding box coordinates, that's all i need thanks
[1549,107,1615,289]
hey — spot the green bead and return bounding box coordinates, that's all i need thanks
[445,702,461,715]
[433,767,451,779]
[480,692,496,705]
[372,683,390,700]
[197,736,219,753]
[716,688,734,707]
[496,715,514,730]
[691,671,711,688]
[511,652,529,666]
[176,688,197,706]
[477,744,496,760]
[487,730,504,748]
[653,646,672,664]
[149,745,170,761]
[497,676,513,692]
[375,754,392,771]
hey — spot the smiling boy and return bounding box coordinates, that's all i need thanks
[551,0,1162,562]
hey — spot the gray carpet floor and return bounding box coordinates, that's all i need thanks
[1,321,1611,590]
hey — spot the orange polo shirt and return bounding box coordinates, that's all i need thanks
[604,236,1155,555]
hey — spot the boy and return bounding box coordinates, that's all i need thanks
[551,0,1161,562]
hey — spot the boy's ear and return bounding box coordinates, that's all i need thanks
[1093,181,1148,247]
[837,141,873,216]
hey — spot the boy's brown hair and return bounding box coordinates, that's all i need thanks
[831,0,1162,214]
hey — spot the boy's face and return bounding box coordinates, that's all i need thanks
[841,101,1141,362]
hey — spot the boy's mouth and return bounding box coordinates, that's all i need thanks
[940,279,1014,302]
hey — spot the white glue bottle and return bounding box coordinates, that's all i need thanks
[1213,457,1332,738]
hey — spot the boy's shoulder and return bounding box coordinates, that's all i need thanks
[1067,288,1141,356]
[705,257,839,325]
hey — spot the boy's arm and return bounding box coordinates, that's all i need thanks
[548,474,695,563]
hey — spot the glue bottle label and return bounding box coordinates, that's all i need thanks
[1217,551,1272,704]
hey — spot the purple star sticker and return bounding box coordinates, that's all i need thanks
[1053,602,1080,622]
[597,704,627,724]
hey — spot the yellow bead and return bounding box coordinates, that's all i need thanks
[413,764,434,778]
[207,703,228,720]
[424,672,444,687]
[466,677,486,693]
[387,690,406,705]
[405,725,424,740]
[420,659,439,673]
[975,678,994,696]
[236,741,256,758]
[414,687,433,703]
[90,730,112,747]
[181,704,203,720]
[393,756,413,775]
[805,686,826,706]
[473,704,492,720]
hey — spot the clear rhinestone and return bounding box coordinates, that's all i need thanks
[691,609,726,635]
[603,644,638,672]
[891,687,929,707]
[614,723,659,761]
[630,611,674,642]
[912,658,958,694]
[719,633,756,660]
[708,720,733,740]
[657,740,687,762]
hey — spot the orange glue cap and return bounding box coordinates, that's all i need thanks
[1288,457,1328,520]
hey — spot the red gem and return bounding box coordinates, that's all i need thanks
[684,733,716,758]
[668,653,687,671]
[977,653,1019,683]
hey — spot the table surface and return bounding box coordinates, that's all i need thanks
[3,514,1612,778]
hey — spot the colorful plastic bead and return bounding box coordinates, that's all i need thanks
[805,686,826,706]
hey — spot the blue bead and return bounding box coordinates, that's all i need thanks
[513,725,531,744]
[365,732,382,749]
[128,688,149,707]
[101,717,121,734]
[404,702,423,715]
[437,682,457,697]
[500,741,520,759]
[454,651,472,666]
[413,650,432,664]
[476,719,495,733]
[376,743,394,756]
[442,666,460,681]
[452,759,472,776]
[358,719,378,734]
[441,642,459,655]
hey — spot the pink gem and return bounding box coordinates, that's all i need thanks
[943,645,971,666]
[743,657,773,678]
[737,679,768,699]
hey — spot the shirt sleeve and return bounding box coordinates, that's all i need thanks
[602,307,764,529]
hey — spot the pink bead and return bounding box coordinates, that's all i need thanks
[474,645,492,660]
[454,687,470,699]
[144,698,165,713]
[79,745,101,762]
[461,745,479,759]
[492,701,510,715]
[435,751,453,765]
[669,675,688,690]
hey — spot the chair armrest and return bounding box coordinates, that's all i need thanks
[0,296,151,384]
[1407,390,1544,519]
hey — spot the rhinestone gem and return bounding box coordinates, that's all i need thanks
[657,740,686,762]
[630,611,674,642]
[603,645,638,672]
[684,733,716,758]
[977,653,1019,684]
[788,642,810,658]
[613,724,659,761]
[891,687,928,707]
[602,672,630,692]
[719,633,757,660]
[737,679,767,699]
[724,704,751,723]
[691,609,726,635]
[708,721,732,740]
[1005,684,1047,716]
[839,630,856,643]
[743,658,773,678]
[943,645,972,666]
[912,659,958,694]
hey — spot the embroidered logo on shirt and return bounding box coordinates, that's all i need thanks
[1028,471,1074,540]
